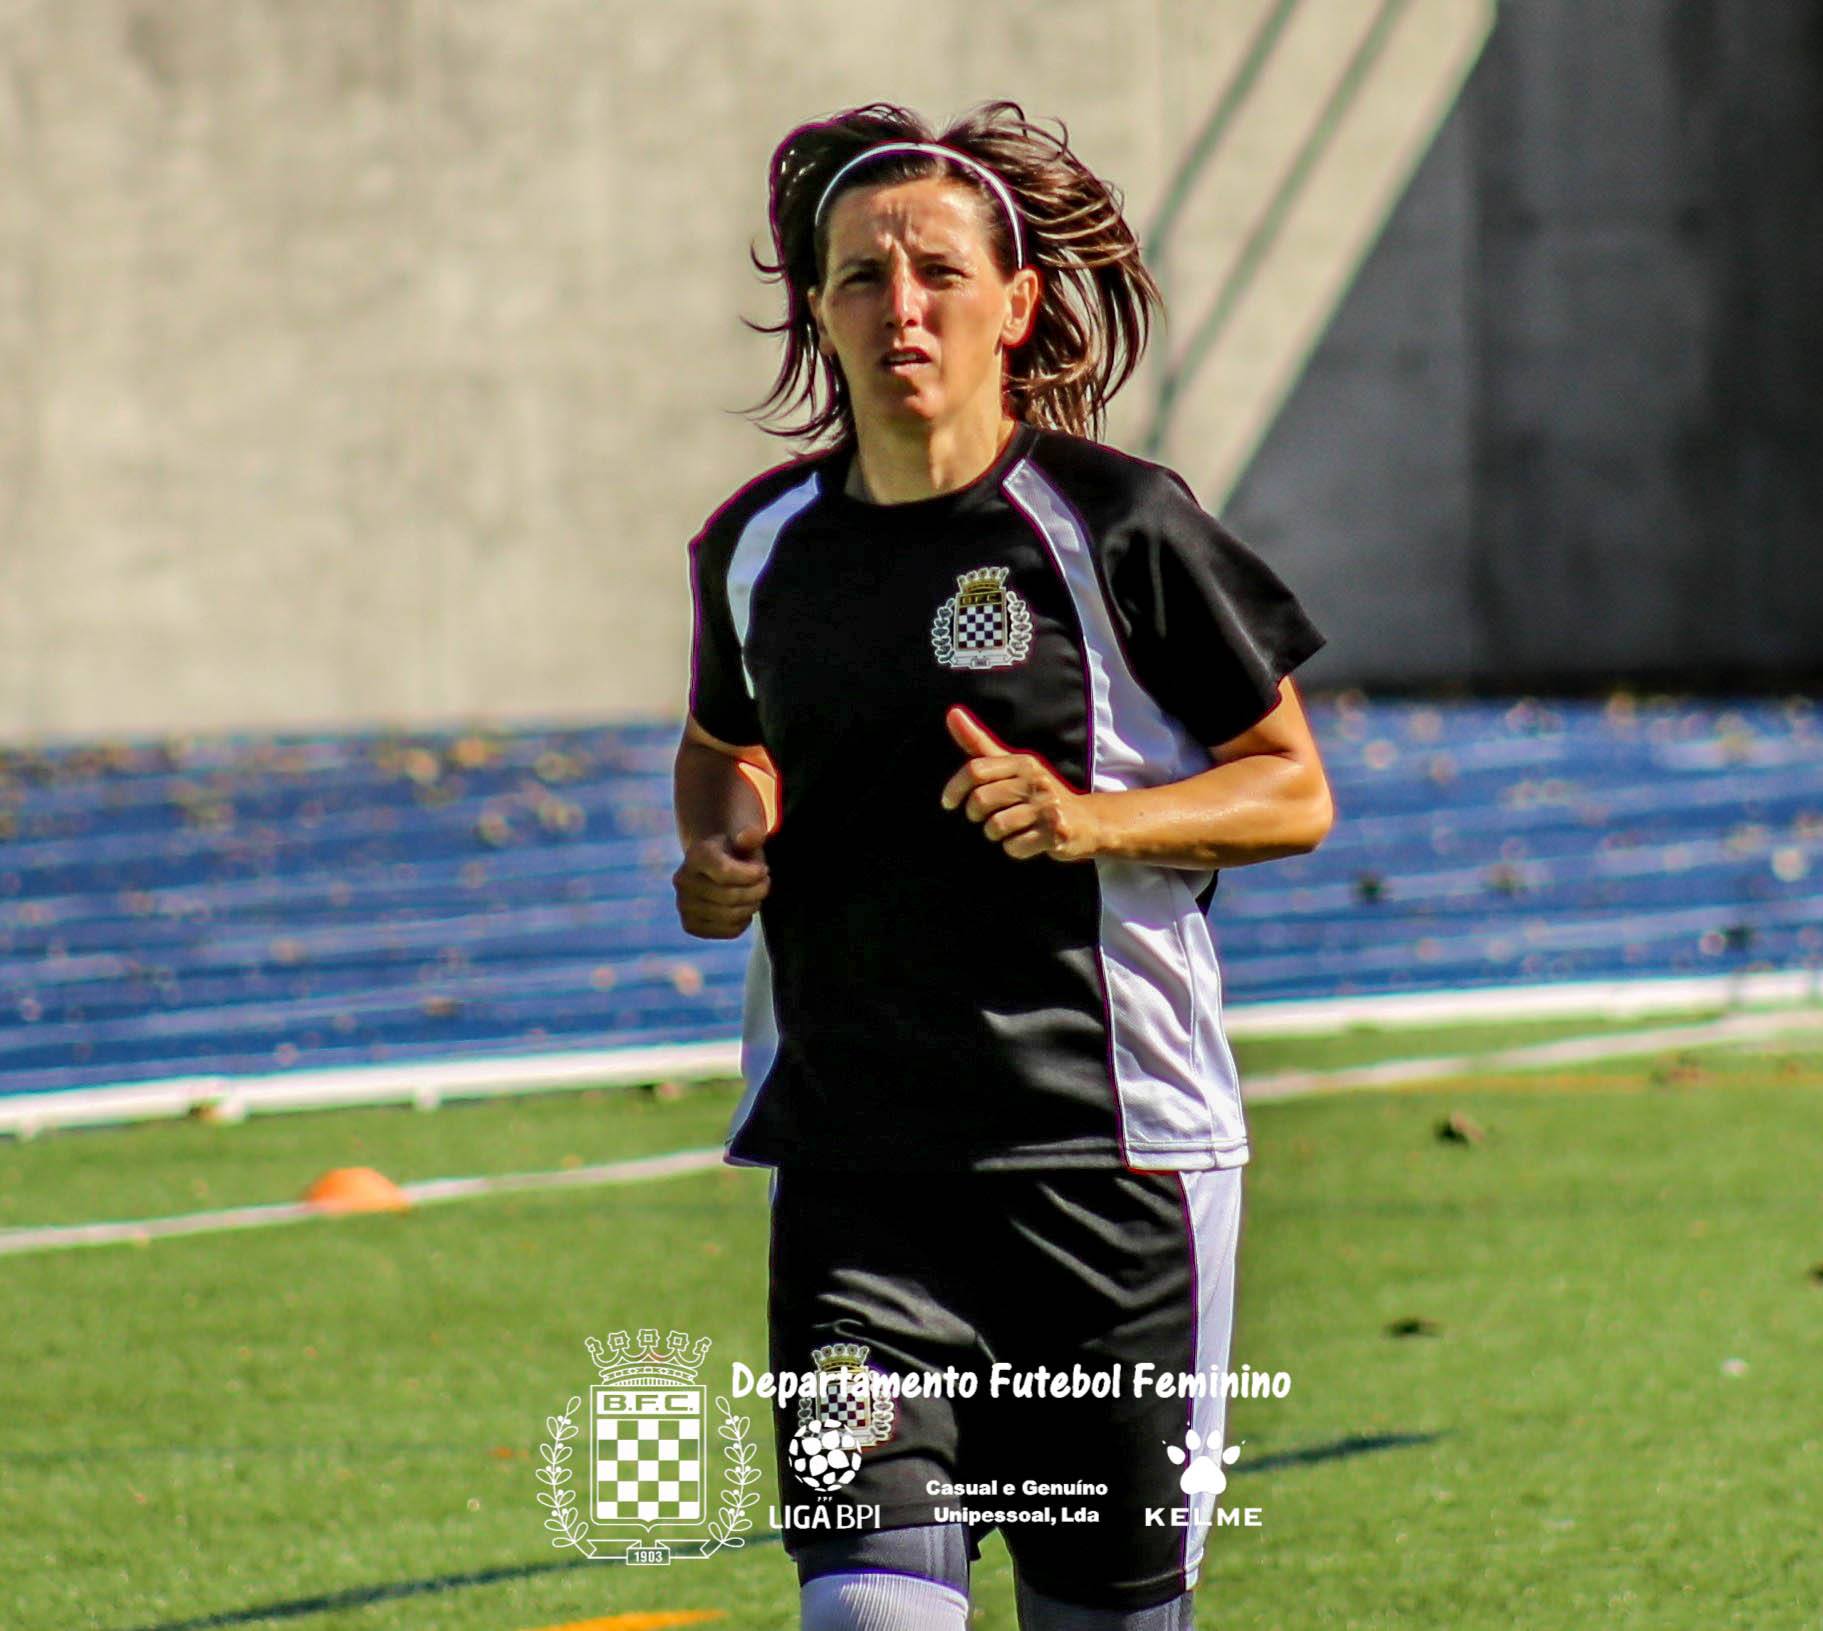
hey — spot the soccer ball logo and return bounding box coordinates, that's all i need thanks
[788,1415,861,1492]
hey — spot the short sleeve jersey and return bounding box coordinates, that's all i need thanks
[686,420,1325,1173]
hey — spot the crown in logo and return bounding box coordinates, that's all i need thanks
[587,1327,712,1387]
[811,1341,871,1373]
[956,565,1010,594]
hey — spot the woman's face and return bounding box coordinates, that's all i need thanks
[808,177,1039,437]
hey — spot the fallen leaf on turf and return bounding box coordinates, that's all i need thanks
[1436,1111,1486,1144]
[1386,1317,1441,1338]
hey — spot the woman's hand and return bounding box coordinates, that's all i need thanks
[939,706,1102,862]
[673,823,771,938]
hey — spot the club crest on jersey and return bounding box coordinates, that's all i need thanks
[797,1341,897,1450]
[931,565,1033,670]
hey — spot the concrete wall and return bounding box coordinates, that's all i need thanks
[2,1,1817,744]
[0,0,1207,742]
[1229,0,1823,689]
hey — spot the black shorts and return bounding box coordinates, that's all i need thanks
[765,1162,1245,1613]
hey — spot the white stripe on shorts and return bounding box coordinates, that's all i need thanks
[1178,1164,1245,1591]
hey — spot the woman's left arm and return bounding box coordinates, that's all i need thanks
[941,678,1334,869]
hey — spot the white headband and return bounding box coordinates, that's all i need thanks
[812,141,1027,269]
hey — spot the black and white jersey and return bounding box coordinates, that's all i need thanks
[686,420,1324,1173]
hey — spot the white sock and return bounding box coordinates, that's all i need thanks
[802,1566,971,1631]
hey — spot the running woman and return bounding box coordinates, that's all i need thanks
[673,100,1334,1631]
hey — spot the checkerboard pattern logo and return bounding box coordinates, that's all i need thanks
[594,1390,704,1524]
[955,583,1007,652]
[931,564,1033,670]
[581,1328,715,1533]
[796,1340,897,1450]
[815,1383,876,1441]
[540,1327,765,1566]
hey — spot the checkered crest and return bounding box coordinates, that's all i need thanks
[930,564,1034,672]
[815,1383,876,1439]
[955,574,1008,652]
[583,1328,713,1531]
[592,1383,705,1527]
[796,1341,897,1448]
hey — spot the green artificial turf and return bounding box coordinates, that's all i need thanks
[1225,1004,1747,1074]
[0,1082,739,1231]
[0,1005,1768,1232]
[1,1034,1819,1629]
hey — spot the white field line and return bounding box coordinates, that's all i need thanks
[0,1146,725,1258]
[7,1006,1821,1260]
[1219,968,1823,1036]
[6,970,1822,1140]
[1241,1005,1823,1101]
[0,1039,743,1139]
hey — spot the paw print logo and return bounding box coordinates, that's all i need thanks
[1164,1428,1242,1497]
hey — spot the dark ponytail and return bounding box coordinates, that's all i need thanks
[743,99,1162,446]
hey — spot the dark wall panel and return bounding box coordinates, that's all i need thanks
[1228,0,1823,688]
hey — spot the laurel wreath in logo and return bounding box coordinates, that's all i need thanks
[537,1393,760,1559]
[930,589,1032,667]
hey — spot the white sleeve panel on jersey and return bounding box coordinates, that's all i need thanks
[685,474,820,748]
[685,525,766,748]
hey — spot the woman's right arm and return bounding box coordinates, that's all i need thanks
[672,713,778,940]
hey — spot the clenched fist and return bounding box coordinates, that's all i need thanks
[673,822,771,939]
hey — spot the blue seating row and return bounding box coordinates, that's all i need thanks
[0,696,1817,1097]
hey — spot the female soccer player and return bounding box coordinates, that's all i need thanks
[673,101,1333,1631]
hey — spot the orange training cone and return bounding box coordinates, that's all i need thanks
[303,1166,412,1214]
